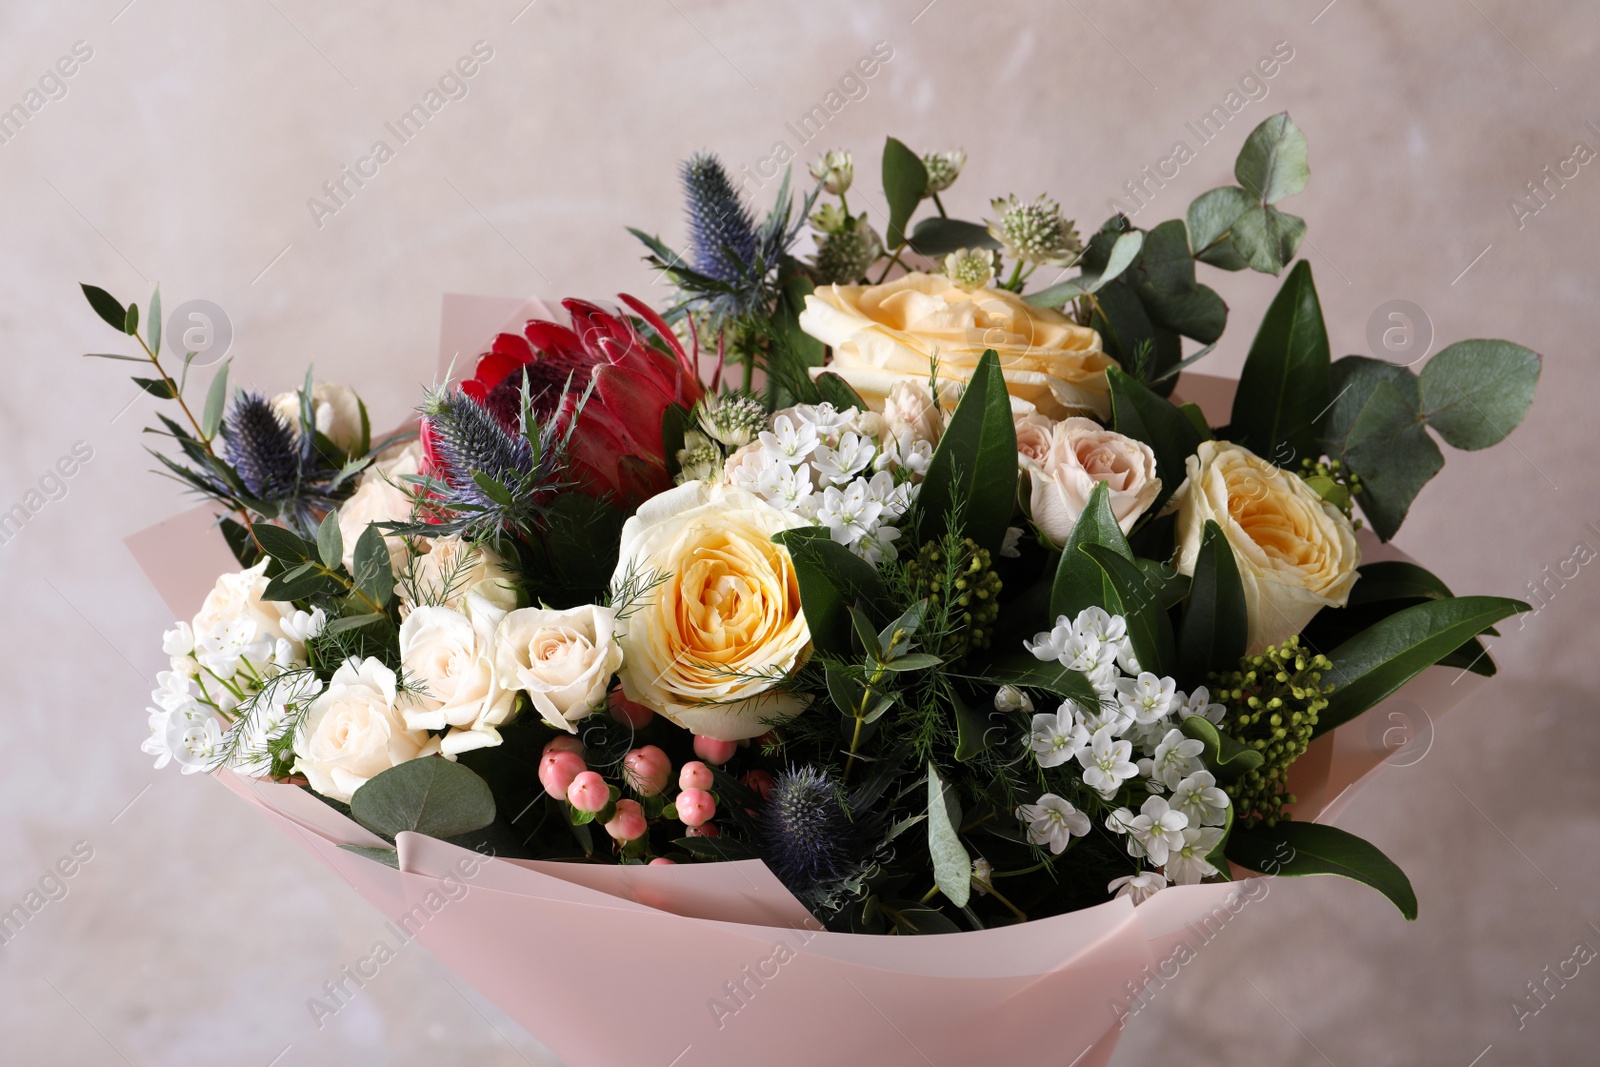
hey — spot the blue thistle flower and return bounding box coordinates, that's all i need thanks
[224,392,301,501]
[682,153,757,283]
[423,388,534,506]
[761,766,865,901]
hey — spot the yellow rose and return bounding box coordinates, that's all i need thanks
[611,482,811,740]
[1173,441,1360,655]
[798,271,1116,420]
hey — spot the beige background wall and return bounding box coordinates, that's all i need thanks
[2,1,1596,1063]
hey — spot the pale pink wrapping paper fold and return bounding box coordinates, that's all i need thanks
[123,297,1485,1066]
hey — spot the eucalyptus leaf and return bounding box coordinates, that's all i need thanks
[337,845,400,869]
[124,302,139,337]
[1229,204,1305,275]
[1234,112,1309,205]
[350,758,496,841]
[316,509,344,571]
[1418,340,1541,451]
[1226,821,1417,920]
[1026,230,1145,307]
[251,524,314,563]
[148,286,162,355]
[1337,373,1443,541]
[351,523,395,607]
[927,764,971,908]
[1187,186,1255,270]
[132,376,176,399]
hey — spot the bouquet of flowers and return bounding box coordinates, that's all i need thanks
[103,112,1539,1063]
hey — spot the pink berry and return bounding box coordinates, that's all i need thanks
[567,771,610,813]
[741,770,775,802]
[604,799,647,841]
[679,760,714,792]
[649,857,676,866]
[609,690,655,729]
[542,735,585,757]
[622,746,672,797]
[538,751,586,796]
[676,787,716,827]
[686,822,720,838]
[693,735,738,765]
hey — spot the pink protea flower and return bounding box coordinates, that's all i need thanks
[451,295,704,508]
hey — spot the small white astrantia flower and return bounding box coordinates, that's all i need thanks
[1016,793,1091,854]
[1079,725,1138,797]
[1108,870,1168,905]
[1116,672,1178,725]
[1170,770,1231,827]
[759,414,820,464]
[1151,728,1206,790]
[1029,705,1089,768]
[1110,796,1189,866]
[162,621,194,657]
[1165,827,1225,885]
[814,431,875,485]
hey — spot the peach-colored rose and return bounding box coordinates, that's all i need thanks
[1021,417,1161,545]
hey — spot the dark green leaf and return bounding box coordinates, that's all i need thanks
[1026,230,1144,307]
[1091,280,1183,391]
[1418,340,1541,451]
[978,653,1103,708]
[1316,596,1528,735]
[133,376,175,399]
[914,349,1017,555]
[351,523,395,607]
[1230,259,1330,466]
[881,652,943,672]
[81,283,128,332]
[950,688,993,761]
[1178,520,1248,683]
[1332,367,1443,541]
[1227,821,1417,920]
[1048,481,1132,621]
[1106,366,1203,519]
[316,509,343,570]
[1187,186,1255,271]
[772,526,888,655]
[882,899,961,934]
[252,523,314,563]
[350,758,496,840]
[1233,112,1309,205]
[1347,560,1457,607]
[825,662,862,717]
[927,764,971,908]
[814,371,867,412]
[471,471,515,507]
[660,403,689,479]
[881,137,928,249]
[908,217,998,257]
[673,836,758,862]
[219,517,263,568]
[1081,543,1176,677]
[849,604,884,657]
[1179,714,1263,782]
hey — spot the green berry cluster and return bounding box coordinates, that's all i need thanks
[1298,457,1363,521]
[906,537,1002,658]
[1209,636,1334,828]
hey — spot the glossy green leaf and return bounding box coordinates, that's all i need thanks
[1179,714,1262,782]
[351,757,496,841]
[1347,560,1457,607]
[914,349,1017,555]
[1187,186,1255,270]
[1027,230,1145,307]
[1107,367,1203,519]
[882,137,928,249]
[978,653,1104,708]
[927,764,971,908]
[814,371,867,412]
[132,376,174,399]
[1316,596,1528,735]
[1230,259,1330,466]
[1233,112,1309,205]
[81,283,128,332]
[251,523,313,563]
[1048,481,1133,621]
[1178,520,1248,683]
[351,523,395,607]
[773,527,889,655]
[908,217,998,257]
[1092,279,1183,392]
[1227,821,1417,920]
[950,688,993,761]
[1081,543,1176,677]
[1419,340,1541,451]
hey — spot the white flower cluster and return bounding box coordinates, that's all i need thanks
[1013,607,1232,897]
[727,400,927,566]
[144,561,326,775]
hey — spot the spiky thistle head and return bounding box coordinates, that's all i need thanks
[761,766,868,904]
[682,153,758,284]
[225,392,302,502]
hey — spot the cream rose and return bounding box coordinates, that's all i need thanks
[339,440,424,572]
[883,379,944,446]
[398,591,515,754]
[493,604,624,733]
[292,657,439,802]
[1022,417,1161,545]
[798,271,1117,420]
[1173,441,1360,654]
[190,560,302,680]
[611,481,811,740]
[270,383,364,452]
[398,534,518,616]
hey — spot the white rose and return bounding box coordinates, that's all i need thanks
[1021,417,1161,545]
[398,591,515,754]
[1173,440,1360,655]
[493,604,624,733]
[339,440,424,572]
[398,534,518,616]
[270,383,364,452]
[292,657,439,803]
[611,481,812,740]
[190,560,302,677]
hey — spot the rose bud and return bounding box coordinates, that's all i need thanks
[648,857,676,866]
[676,787,716,827]
[608,689,655,729]
[539,751,586,797]
[686,821,720,838]
[679,761,714,792]
[741,770,775,802]
[604,799,647,841]
[693,735,739,766]
[567,771,611,813]
[543,735,586,758]
[622,746,671,797]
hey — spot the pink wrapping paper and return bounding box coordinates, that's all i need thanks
[120,299,1486,1065]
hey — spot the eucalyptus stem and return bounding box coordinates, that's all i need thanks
[932,193,947,218]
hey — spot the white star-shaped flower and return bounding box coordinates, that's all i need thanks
[1151,728,1206,790]
[1029,705,1090,768]
[1165,827,1225,885]
[1169,770,1231,827]
[1116,672,1178,725]
[1108,870,1168,904]
[1016,793,1091,854]
[758,414,820,464]
[1079,725,1139,797]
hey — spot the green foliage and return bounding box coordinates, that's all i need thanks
[913,349,1017,556]
[1049,481,1133,621]
[1106,367,1204,520]
[881,137,928,249]
[1177,520,1247,685]
[907,216,998,257]
[1230,260,1330,466]
[773,526,889,655]
[927,764,971,907]
[350,758,497,842]
[1227,821,1417,920]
